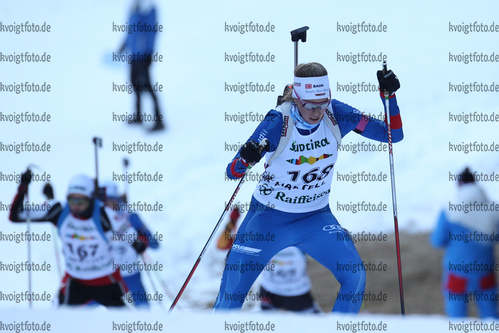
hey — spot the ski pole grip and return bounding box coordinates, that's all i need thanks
[92,137,103,200]
[382,61,389,96]
[92,137,102,148]
[290,26,309,42]
[258,138,269,154]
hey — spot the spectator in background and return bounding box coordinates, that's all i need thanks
[431,167,499,318]
[118,0,165,132]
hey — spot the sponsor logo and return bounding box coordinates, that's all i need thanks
[323,225,343,234]
[259,183,274,196]
[305,84,312,89]
[286,154,333,165]
[67,234,96,241]
[290,138,331,152]
[231,244,262,256]
[65,221,94,232]
[274,189,331,204]
[325,110,338,125]
[281,115,289,137]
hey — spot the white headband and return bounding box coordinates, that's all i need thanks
[292,75,330,99]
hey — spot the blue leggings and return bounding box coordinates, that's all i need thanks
[124,272,149,308]
[213,197,366,313]
[443,272,498,318]
[445,289,498,318]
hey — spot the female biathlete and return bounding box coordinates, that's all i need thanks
[213,62,403,313]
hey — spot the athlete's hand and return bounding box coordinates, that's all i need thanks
[377,69,400,94]
[132,239,147,254]
[43,183,54,200]
[19,169,32,192]
[240,140,264,164]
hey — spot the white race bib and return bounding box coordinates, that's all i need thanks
[259,247,311,296]
[59,213,115,279]
[253,120,338,213]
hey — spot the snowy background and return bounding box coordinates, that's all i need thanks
[1,0,499,331]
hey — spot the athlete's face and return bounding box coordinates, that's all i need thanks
[68,194,91,215]
[294,97,329,125]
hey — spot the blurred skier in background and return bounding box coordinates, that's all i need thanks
[117,0,165,132]
[103,181,160,308]
[259,247,321,313]
[431,167,499,318]
[216,208,320,312]
[9,171,134,307]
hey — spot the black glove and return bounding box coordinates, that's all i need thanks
[240,140,265,164]
[20,169,32,187]
[132,239,147,254]
[43,183,54,200]
[377,69,400,94]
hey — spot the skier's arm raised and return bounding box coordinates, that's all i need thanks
[332,68,403,143]
[9,169,62,225]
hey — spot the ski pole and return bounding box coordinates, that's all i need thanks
[290,26,309,69]
[92,137,103,199]
[142,251,179,307]
[139,254,166,310]
[123,158,130,203]
[50,226,63,280]
[24,169,33,309]
[26,165,64,291]
[168,139,269,312]
[382,61,405,315]
[41,181,63,280]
